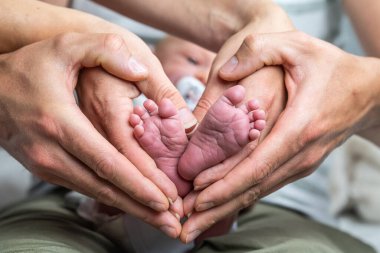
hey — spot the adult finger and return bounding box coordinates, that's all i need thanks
[219,31,311,81]
[180,189,256,243]
[29,140,181,238]
[170,197,184,219]
[183,191,199,217]
[56,33,149,82]
[51,33,175,210]
[257,136,339,198]
[55,106,170,212]
[193,141,257,191]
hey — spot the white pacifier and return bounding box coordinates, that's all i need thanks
[176,76,205,111]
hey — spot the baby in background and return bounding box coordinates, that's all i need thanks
[78,36,266,253]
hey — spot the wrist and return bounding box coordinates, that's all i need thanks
[207,1,293,51]
[355,56,380,135]
[0,0,110,53]
[244,2,294,33]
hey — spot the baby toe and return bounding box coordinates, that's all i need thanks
[254,119,266,131]
[143,99,159,116]
[133,124,145,138]
[129,113,142,127]
[249,128,261,141]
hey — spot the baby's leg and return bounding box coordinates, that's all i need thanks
[178,85,265,180]
[129,98,192,197]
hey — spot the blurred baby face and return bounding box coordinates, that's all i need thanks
[155,36,216,86]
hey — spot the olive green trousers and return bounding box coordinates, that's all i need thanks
[0,191,374,253]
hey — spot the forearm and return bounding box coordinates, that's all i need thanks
[93,0,292,51]
[0,0,109,53]
[40,0,70,6]
[343,0,380,57]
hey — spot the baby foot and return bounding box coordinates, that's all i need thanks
[129,98,192,197]
[178,85,266,180]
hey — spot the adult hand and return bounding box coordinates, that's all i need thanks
[76,67,184,218]
[180,4,292,242]
[193,2,292,122]
[182,31,380,242]
[75,27,197,218]
[0,33,181,238]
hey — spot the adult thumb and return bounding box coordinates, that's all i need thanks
[218,31,305,81]
[59,32,149,83]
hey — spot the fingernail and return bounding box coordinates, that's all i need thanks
[168,197,174,206]
[160,225,177,238]
[221,56,238,73]
[149,201,167,211]
[128,56,147,74]
[186,230,201,244]
[196,202,214,212]
[178,108,198,132]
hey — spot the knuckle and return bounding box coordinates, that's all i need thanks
[153,85,179,103]
[25,147,70,186]
[301,123,325,146]
[26,144,52,171]
[247,156,273,184]
[52,32,78,51]
[126,185,140,200]
[103,34,125,52]
[36,112,59,139]
[93,155,117,181]
[195,97,213,117]
[218,184,234,201]
[240,187,260,209]
[294,31,319,54]
[141,214,152,224]
[96,186,118,207]
[243,34,259,54]
[294,31,310,45]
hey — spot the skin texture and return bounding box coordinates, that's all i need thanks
[0,33,182,238]
[179,85,265,181]
[180,1,380,242]
[23,0,380,244]
[1,0,294,242]
[130,86,265,240]
[131,85,265,197]
[179,32,380,244]
[70,0,293,243]
[1,1,197,235]
[130,98,191,198]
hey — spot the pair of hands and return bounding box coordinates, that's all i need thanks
[3,16,377,245]
[0,0,295,242]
